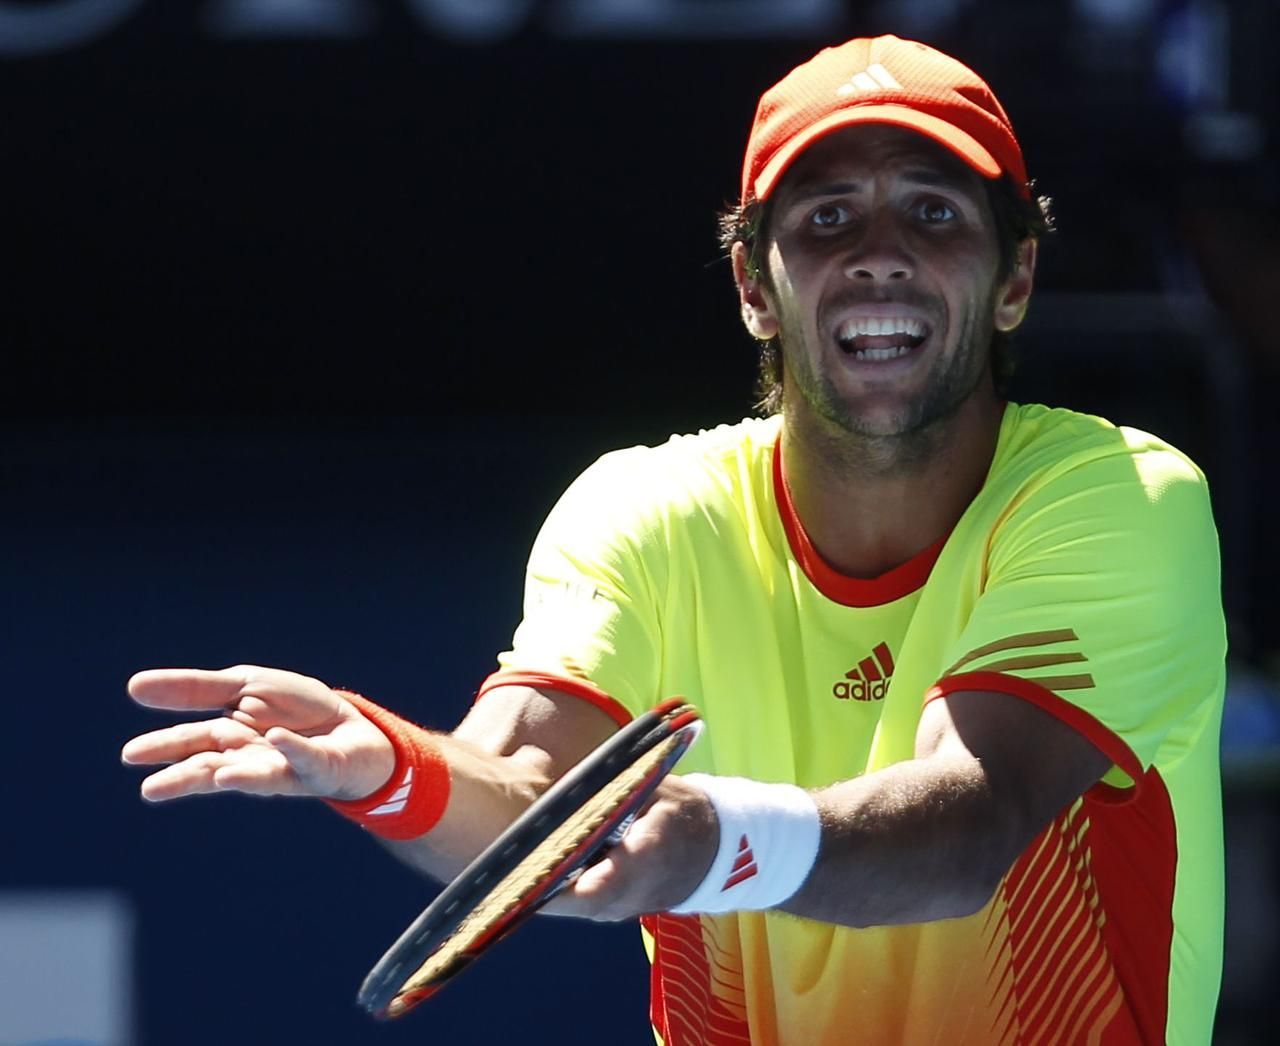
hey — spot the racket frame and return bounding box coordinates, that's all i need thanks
[358,697,701,1019]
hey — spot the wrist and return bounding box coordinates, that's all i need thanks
[324,691,451,841]
[669,774,821,915]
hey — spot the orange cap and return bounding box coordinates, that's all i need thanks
[741,35,1030,204]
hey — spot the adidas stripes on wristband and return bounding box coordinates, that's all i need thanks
[324,691,451,841]
[669,773,821,915]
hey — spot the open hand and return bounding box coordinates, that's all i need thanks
[121,665,394,803]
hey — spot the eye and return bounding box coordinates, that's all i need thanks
[916,198,956,224]
[809,203,851,229]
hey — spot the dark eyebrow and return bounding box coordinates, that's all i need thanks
[899,167,977,194]
[782,181,861,204]
[778,180,860,201]
[784,166,977,205]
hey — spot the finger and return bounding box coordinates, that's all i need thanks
[139,746,298,801]
[237,676,346,729]
[538,882,592,919]
[130,666,343,733]
[571,854,626,905]
[128,668,252,712]
[540,854,631,922]
[262,726,339,793]
[209,745,304,796]
[227,689,337,733]
[229,695,273,725]
[122,717,260,766]
[138,750,240,801]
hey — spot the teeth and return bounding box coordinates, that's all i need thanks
[854,345,912,360]
[836,317,926,340]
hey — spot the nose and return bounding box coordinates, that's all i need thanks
[842,214,913,283]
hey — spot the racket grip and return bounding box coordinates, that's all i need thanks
[325,691,452,841]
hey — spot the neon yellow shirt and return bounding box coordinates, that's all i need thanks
[482,403,1226,1045]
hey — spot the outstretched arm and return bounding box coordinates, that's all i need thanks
[122,666,619,882]
[780,688,1112,926]
[551,689,1112,925]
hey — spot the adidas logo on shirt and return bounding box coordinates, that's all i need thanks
[832,641,895,702]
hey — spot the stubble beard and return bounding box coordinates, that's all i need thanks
[779,298,996,469]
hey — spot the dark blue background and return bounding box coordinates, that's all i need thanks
[3,1,1278,1042]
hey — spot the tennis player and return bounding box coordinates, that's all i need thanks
[123,35,1225,1044]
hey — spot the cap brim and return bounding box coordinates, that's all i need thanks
[752,104,1004,202]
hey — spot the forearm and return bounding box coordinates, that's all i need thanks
[778,754,1020,928]
[377,732,553,882]
[338,685,617,884]
[558,691,1108,926]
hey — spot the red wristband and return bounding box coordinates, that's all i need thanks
[324,691,451,841]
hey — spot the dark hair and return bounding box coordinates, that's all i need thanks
[718,177,1055,414]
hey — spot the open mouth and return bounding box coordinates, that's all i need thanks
[834,317,929,361]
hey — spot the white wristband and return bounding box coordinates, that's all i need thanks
[670,773,821,915]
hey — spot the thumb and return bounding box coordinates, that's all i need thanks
[265,726,339,794]
[571,851,621,901]
[541,849,630,921]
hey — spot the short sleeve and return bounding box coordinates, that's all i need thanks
[929,440,1227,796]
[485,449,667,724]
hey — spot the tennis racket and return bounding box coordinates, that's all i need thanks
[358,697,703,1019]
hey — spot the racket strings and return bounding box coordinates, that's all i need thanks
[396,729,687,1000]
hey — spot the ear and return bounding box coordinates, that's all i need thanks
[731,241,779,341]
[993,238,1037,333]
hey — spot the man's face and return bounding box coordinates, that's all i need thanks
[739,125,1032,440]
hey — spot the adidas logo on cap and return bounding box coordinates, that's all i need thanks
[835,63,903,96]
